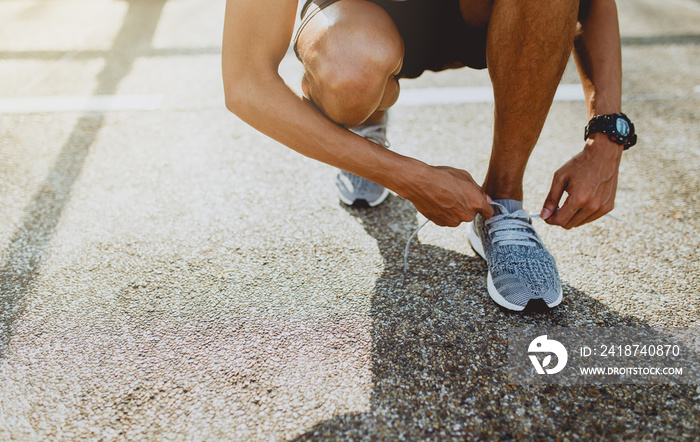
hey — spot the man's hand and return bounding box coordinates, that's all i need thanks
[400,164,494,227]
[541,133,623,229]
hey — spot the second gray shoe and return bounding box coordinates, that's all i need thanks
[336,114,390,208]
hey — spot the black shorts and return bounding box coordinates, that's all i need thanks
[294,0,592,79]
[294,0,488,79]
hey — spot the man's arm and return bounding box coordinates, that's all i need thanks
[541,0,625,229]
[222,0,493,226]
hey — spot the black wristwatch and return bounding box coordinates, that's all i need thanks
[584,113,637,150]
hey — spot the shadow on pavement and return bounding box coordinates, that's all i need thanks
[294,195,697,440]
[0,0,168,356]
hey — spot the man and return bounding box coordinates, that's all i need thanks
[222,0,636,311]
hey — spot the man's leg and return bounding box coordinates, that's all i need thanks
[296,0,404,127]
[482,0,579,199]
[295,0,405,206]
[465,0,579,311]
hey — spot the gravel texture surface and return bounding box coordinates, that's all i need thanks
[1,0,698,440]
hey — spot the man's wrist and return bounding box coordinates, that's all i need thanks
[584,132,624,160]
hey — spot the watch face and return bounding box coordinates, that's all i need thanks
[616,118,630,136]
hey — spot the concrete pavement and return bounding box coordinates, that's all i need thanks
[1,0,698,440]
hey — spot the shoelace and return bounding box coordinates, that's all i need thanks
[485,208,542,248]
[403,219,430,272]
[402,206,622,272]
[404,203,538,272]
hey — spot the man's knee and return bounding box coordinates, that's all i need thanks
[310,45,401,125]
[298,2,403,126]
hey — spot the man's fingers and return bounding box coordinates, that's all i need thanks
[542,172,566,220]
[415,165,495,225]
[565,187,615,228]
[576,210,606,228]
[565,207,596,229]
[577,200,615,227]
[547,194,581,228]
[479,198,494,219]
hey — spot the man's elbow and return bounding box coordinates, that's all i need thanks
[224,81,250,117]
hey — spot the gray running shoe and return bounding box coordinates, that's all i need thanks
[336,114,390,207]
[467,199,563,312]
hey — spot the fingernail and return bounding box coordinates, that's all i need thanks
[486,195,493,204]
[541,208,551,219]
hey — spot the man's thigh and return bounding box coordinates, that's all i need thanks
[296,0,592,80]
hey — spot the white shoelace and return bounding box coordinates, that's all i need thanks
[402,209,622,272]
[485,209,542,248]
[403,219,430,273]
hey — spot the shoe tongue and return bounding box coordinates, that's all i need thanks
[491,199,536,245]
[493,199,523,214]
[350,114,388,138]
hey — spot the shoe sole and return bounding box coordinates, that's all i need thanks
[337,187,390,208]
[466,221,563,312]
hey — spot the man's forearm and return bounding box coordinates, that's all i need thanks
[222,0,493,226]
[541,0,626,228]
[225,69,426,198]
[221,0,425,198]
[574,0,623,118]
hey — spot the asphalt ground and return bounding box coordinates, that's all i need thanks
[0,0,699,440]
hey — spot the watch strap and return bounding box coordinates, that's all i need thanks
[585,113,637,150]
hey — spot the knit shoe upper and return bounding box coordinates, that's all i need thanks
[467,199,562,311]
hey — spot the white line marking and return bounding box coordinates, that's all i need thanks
[0,95,163,114]
[396,84,585,106]
[396,86,494,106]
[665,0,700,12]
[396,84,700,106]
[553,84,587,102]
[4,85,693,114]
